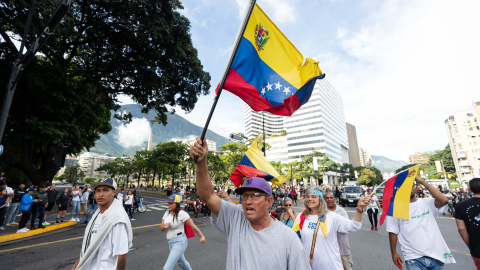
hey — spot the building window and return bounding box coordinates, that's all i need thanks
[467,113,474,117]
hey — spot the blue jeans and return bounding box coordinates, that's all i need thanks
[164,235,192,270]
[31,205,45,227]
[6,202,20,224]
[124,204,132,219]
[4,205,10,218]
[406,257,444,270]
[85,204,98,222]
[70,200,80,219]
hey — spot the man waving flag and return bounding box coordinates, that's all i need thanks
[215,4,325,116]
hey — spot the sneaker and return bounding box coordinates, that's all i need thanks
[17,213,22,216]
[23,228,30,232]
[130,218,136,221]
[17,229,26,233]
[55,221,60,224]
[11,222,18,225]
[43,222,50,226]
[375,227,378,231]
[0,227,5,230]
[6,223,10,226]
[30,226,36,230]
[371,226,374,230]
[38,225,46,229]
[83,221,88,224]
[76,218,80,222]
[69,218,76,222]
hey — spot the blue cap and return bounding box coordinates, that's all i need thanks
[29,188,36,192]
[91,178,117,190]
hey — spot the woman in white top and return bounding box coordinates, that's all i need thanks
[70,185,82,222]
[123,190,135,220]
[363,188,382,230]
[293,186,371,270]
[160,194,205,270]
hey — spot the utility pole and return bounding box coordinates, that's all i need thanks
[262,112,266,156]
[440,159,450,189]
[0,0,72,148]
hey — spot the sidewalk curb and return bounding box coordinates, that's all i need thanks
[0,222,76,243]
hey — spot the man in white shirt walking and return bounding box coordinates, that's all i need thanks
[71,178,133,270]
[387,176,455,269]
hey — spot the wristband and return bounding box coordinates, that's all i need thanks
[356,207,364,213]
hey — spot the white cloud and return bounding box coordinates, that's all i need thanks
[115,118,152,148]
[236,0,297,23]
[170,135,196,142]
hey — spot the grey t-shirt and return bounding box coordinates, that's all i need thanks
[211,200,311,270]
[333,206,351,256]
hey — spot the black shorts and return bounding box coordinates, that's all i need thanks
[46,203,54,211]
[58,205,67,211]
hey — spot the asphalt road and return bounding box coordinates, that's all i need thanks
[0,190,475,270]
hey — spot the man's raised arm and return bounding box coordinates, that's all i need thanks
[190,137,221,216]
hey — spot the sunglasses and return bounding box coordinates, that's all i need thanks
[285,204,292,206]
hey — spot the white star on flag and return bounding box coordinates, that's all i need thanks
[266,82,273,91]
[275,82,282,90]
[283,86,291,95]
[261,88,266,95]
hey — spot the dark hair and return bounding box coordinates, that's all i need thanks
[173,203,181,222]
[469,178,480,194]
[324,191,336,198]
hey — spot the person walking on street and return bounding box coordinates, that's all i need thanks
[123,191,135,221]
[0,188,10,230]
[56,188,69,224]
[70,185,82,222]
[294,186,370,269]
[190,137,311,269]
[17,188,37,233]
[31,185,48,230]
[70,178,132,270]
[279,198,298,228]
[84,189,98,224]
[160,194,206,270]
[44,183,57,226]
[387,176,455,269]
[363,188,382,231]
[81,186,89,216]
[5,183,26,226]
[325,192,354,270]
[0,181,13,226]
[455,178,480,269]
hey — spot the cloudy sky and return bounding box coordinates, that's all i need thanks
[117,0,480,162]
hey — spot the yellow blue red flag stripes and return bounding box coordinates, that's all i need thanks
[229,137,286,187]
[379,165,420,226]
[215,4,324,116]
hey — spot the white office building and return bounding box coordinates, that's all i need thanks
[78,152,116,178]
[359,147,372,168]
[264,77,349,185]
[244,105,285,139]
[445,101,480,186]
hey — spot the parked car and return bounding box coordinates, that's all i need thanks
[73,182,86,189]
[340,186,364,207]
[62,181,68,185]
[375,187,384,205]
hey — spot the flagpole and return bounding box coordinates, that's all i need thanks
[194,0,257,163]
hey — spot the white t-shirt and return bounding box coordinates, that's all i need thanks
[124,195,133,205]
[71,190,81,202]
[386,198,455,264]
[443,192,453,199]
[6,186,13,206]
[117,193,124,201]
[295,212,362,270]
[368,195,379,207]
[86,214,129,270]
[162,210,190,240]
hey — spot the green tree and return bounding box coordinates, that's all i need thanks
[133,150,150,187]
[356,168,376,185]
[65,166,82,183]
[156,141,188,186]
[0,0,210,185]
[84,177,97,184]
[207,152,226,182]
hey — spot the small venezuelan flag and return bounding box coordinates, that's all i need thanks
[216,4,325,116]
[379,165,420,226]
[229,137,286,187]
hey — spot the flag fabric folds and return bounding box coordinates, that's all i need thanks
[292,210,327,239]
[379,165,420,226]
[229,137,286,187]
[215,4,325,116]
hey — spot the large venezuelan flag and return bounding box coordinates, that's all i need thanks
[230,137,286,187]
[216,4,325,116]
[379,165,420,226]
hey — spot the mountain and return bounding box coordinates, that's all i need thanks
[371,155,409,174]
[89,104,230,156]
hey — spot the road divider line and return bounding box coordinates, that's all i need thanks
[0,222,162,253]
[0,221,77,244]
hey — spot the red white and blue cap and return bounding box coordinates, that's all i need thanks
[91,177,117,190]
[166,194,181,203]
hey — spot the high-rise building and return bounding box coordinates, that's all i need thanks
[244,105,284,139]
[445,101,480,185]
[147,131,153,151]
[78,152,116,178]
[358,147,372,168]
[264,77,349,185]
[182,138,217,152]
[409,152,430,164]
[346,123,360,167]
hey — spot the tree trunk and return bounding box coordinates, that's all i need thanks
[21,139,61,186]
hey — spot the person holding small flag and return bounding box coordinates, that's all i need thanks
[160,194,205,270]
[387,175,455,269]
